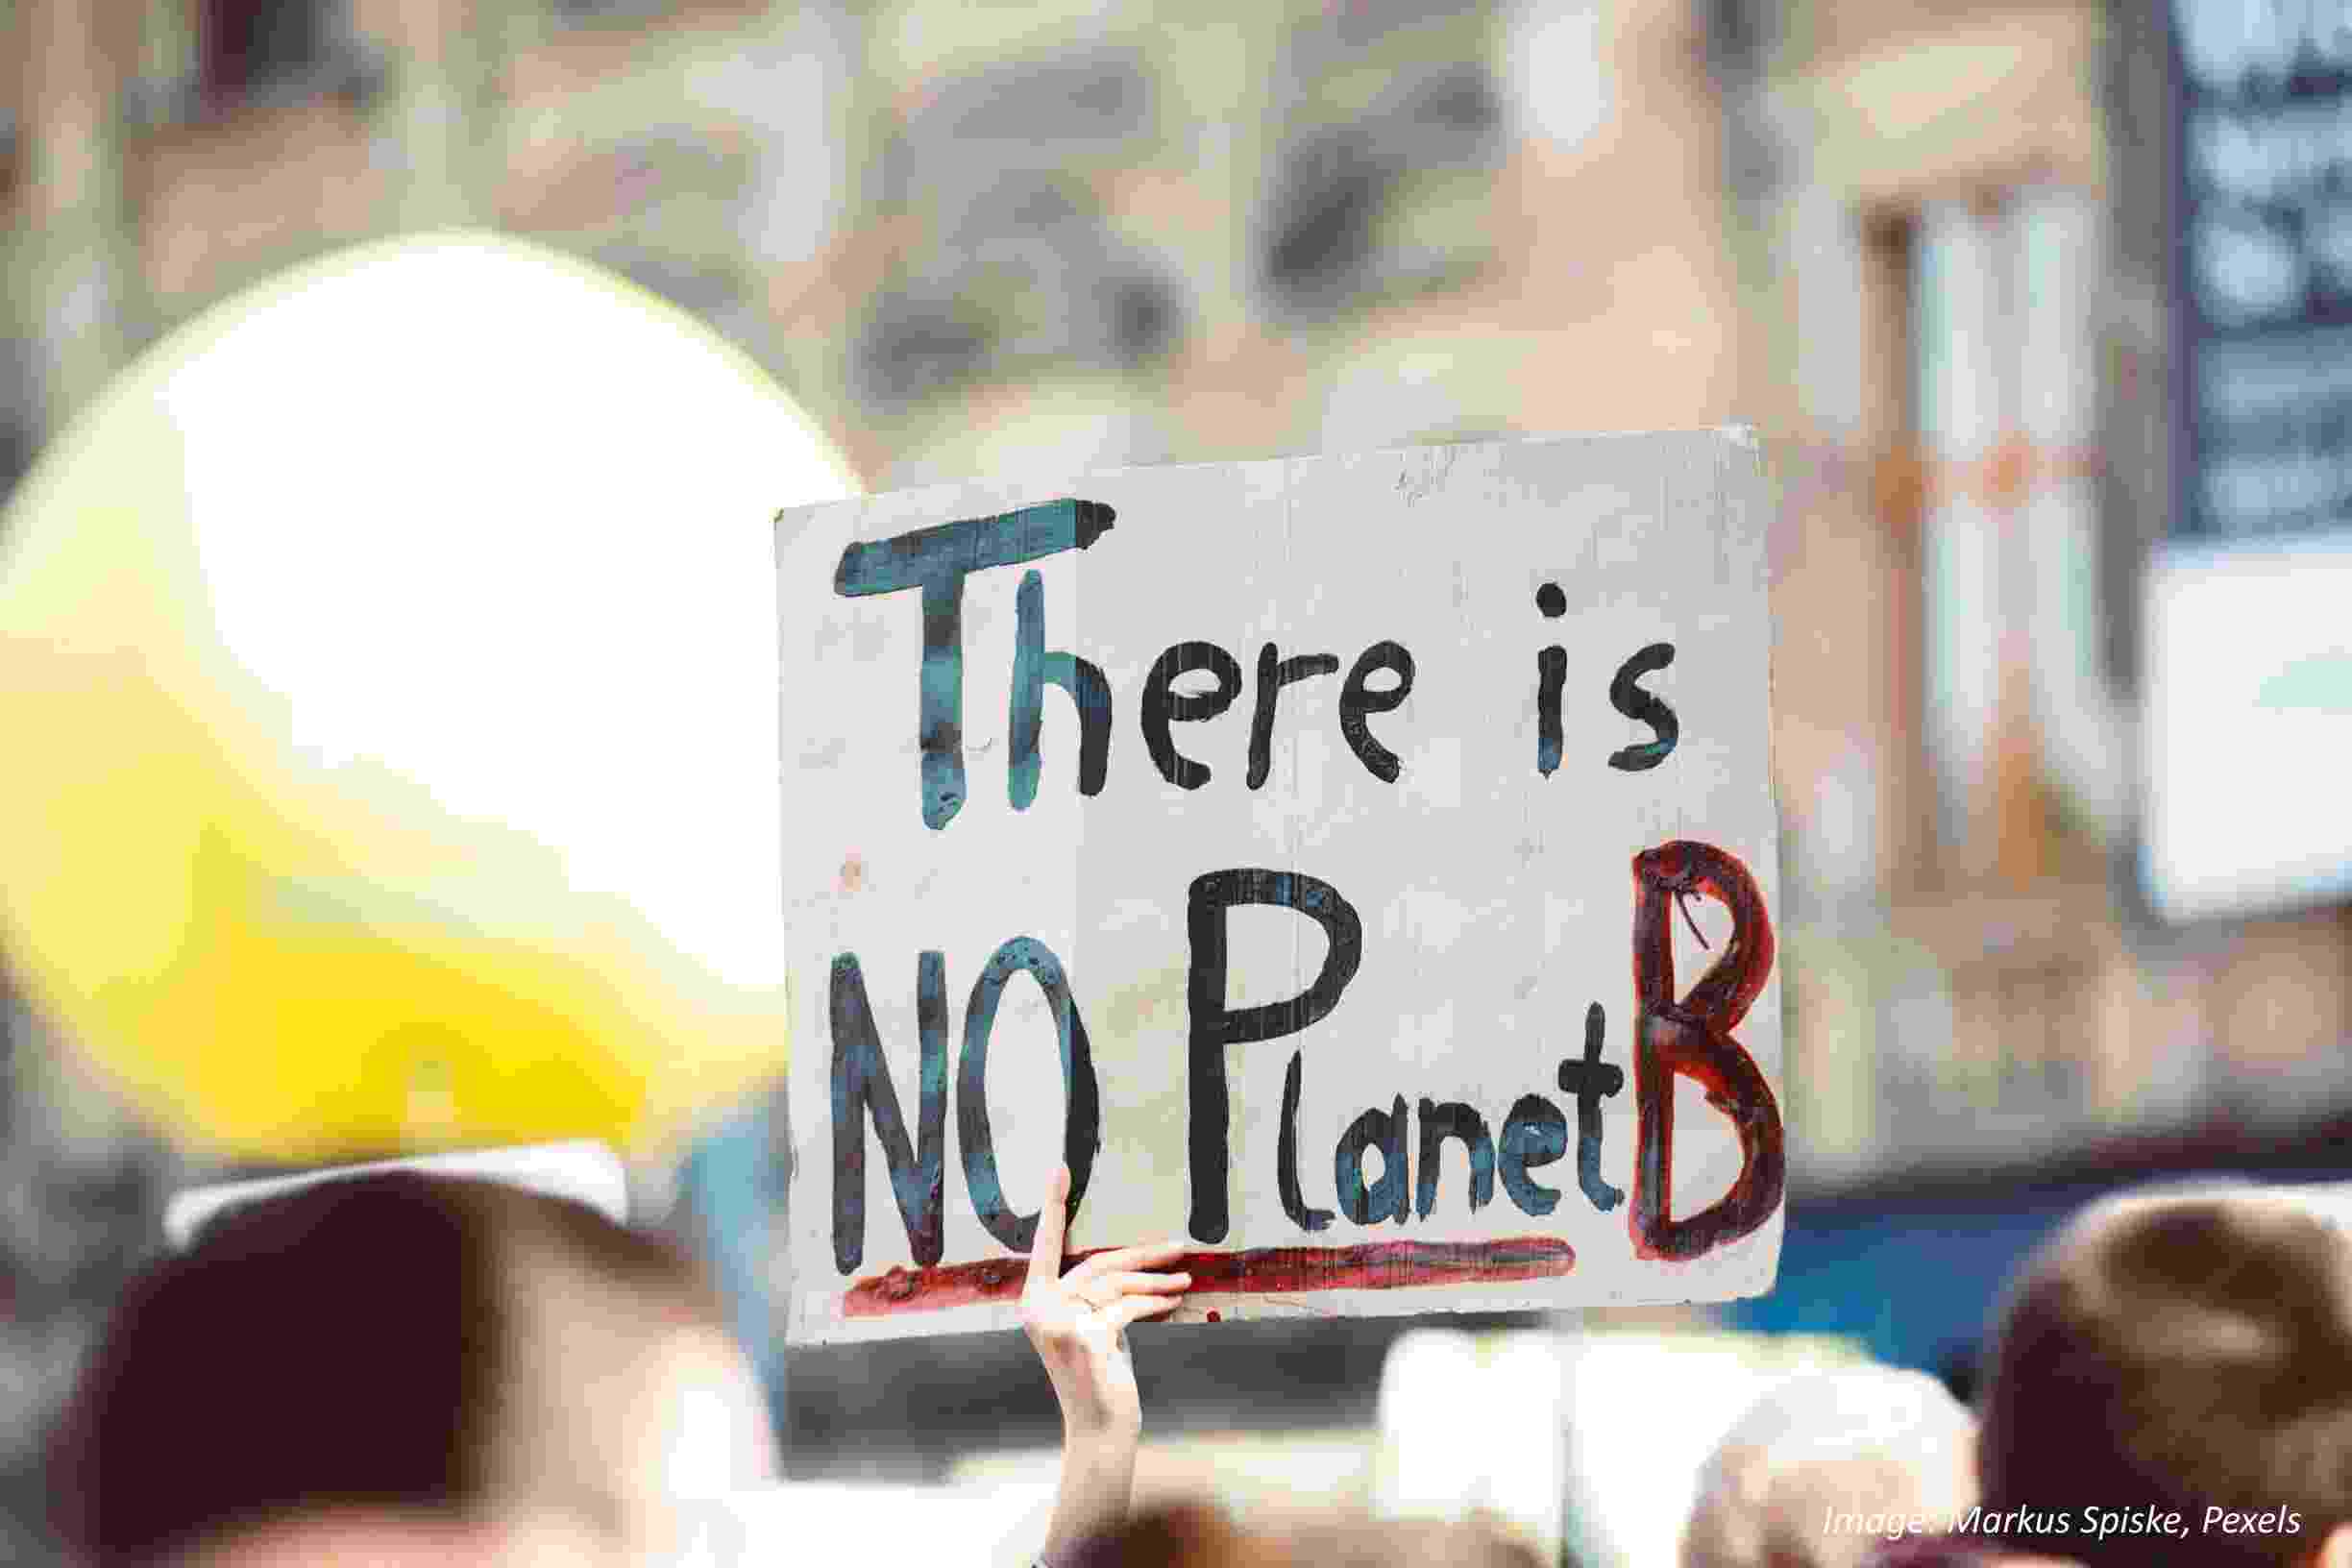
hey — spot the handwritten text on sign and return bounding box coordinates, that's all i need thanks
[778,433,1783,1341]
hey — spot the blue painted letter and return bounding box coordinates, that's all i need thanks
[829,952,949,1272]
[1010,570,1113,809]
[834,498,1116,829]
[955,937,1102,1251]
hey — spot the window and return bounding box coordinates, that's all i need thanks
[127,0,380,125]
[201,0,334,107]
[1902,185,2117,885]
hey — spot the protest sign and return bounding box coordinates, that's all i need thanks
[779,431,1781,1340]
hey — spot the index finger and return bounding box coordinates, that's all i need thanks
[1066,1237,1188,1282]
[1026,1163,1072,1288]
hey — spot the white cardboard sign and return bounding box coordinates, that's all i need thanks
[778,432,1782,1341]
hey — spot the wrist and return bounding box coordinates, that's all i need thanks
[1046,1415,1140,1565]
[1063,1406,1142,1450]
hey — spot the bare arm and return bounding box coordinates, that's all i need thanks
[1019,1164,1189,1566]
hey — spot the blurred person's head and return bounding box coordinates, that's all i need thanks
[1976,1188,2352,1568]
[49,1170,775,1566]
[168,1508,612,1568]
[1680,1366,1976,1568]
[1066,1500,1551,1568]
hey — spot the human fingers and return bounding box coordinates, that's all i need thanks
[1026,1164,1072,1290]
[1099,1292,1184,1335]
[1066,1237,1188,1281]
[1087,1270,1192,1298]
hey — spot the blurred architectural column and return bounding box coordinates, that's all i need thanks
[2015,186,2126,838]
[1915,200,2008,876]
[1784,188,1890,906]
[1789,189,1866,443]
[1982,191,2053,893]
[15,0,137,429]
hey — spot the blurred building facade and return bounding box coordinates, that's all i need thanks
[0,0,1754,1528]
[1706,0,2352,1381]
[8,0,2343,1182]
[2,0,2350,1534]
[0,0,1755,477]
[1713,0,2352,1188]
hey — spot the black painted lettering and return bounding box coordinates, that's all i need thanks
[1557,1003,1626,1212]
[1185,869,1364,1242]
[1536,584,1566,776]
[1248,643,1340,790]
[1338,640,1415,782]
[1607,643,1678,772]
[1141,642,1243,790]
[1279,1050,1335,1232]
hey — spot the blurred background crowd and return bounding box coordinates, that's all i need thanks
[1,1,2348,1564]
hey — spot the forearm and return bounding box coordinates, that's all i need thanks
[1041,1416,1140,1567]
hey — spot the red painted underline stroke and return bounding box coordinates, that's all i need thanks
[841,1237,1577,1317]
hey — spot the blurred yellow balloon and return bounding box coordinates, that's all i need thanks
[0,232,861,1162]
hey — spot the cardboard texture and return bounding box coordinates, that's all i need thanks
[777,431,1781,1341]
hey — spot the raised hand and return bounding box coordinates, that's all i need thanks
[1019,1164,1190,1438]
[1021,1164,1189,1567]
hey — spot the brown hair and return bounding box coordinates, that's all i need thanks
[48,1170,721,1565]
[1976,1190,2352,1567]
